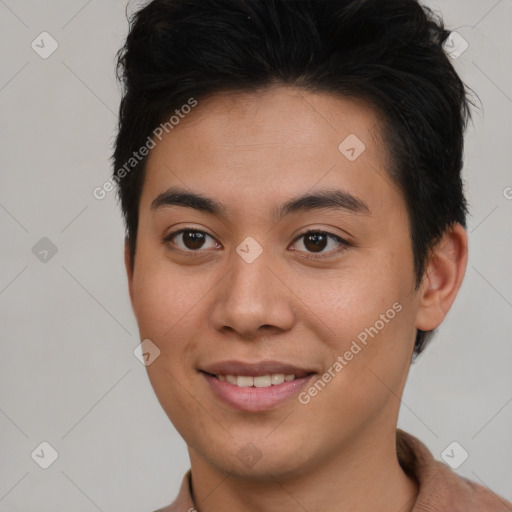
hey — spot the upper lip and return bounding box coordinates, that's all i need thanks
[200,360,315,378]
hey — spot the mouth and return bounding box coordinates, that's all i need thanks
[199,360,316,411]
[202,372,307,388]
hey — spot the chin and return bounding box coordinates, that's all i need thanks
[197,437,314,482]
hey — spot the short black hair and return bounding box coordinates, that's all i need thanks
[112,0,477,357]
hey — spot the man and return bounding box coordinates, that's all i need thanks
[112,0,512,510]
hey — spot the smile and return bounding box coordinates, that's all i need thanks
[199,361,316,412]
[211,373,297,387]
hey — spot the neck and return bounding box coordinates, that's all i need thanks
[187,425,418,512]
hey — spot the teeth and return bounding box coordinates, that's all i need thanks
[271,374,284,385]
[237,376,254,387]
[216,373,297,387]
[253,375,271,387]
[226,375,237,385]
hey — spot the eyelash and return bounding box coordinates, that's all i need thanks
[162,228,350,259]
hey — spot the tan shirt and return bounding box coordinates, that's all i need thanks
[155,429,512,511]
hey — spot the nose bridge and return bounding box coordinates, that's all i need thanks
[210,241,295,337]
[234,244,273,300]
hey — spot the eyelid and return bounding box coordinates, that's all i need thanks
[163,227,351,257]
[289,228,350,258]
[163,228,219,252]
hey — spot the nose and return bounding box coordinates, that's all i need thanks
[209,246,296,340]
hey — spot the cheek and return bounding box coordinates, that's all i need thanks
[301,251,415,396]
[131,259,209,357]
[299,256,405,342]
[300,306,415,446]
[130,262,214,431]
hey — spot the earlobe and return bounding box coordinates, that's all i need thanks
[415,223,468,332]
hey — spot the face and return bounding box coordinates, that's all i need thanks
[127,86,424,478]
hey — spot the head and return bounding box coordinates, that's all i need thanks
[112,0,473,479]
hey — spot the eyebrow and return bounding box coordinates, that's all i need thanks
[150,186,371,219]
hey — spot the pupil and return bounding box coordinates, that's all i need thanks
[305,233,326,253]
[184,231,205,250]
[180,231,328,252]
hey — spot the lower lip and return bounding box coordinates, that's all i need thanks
[201,372,314,412]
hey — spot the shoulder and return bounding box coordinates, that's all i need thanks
[397,429,512,511]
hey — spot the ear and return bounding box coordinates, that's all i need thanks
[124,237,135,310]
[415,222,468,332]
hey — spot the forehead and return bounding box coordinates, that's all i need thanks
[141,86,399,217]
[160,86,386,158]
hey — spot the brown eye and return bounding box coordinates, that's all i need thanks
[181,231,207,250]
[302,232,328,253]
[164,229,219,252]
[291,230,349,257]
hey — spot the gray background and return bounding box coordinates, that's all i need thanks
[0,0,511,510]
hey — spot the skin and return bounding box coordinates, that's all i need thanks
[125,85,468,512]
